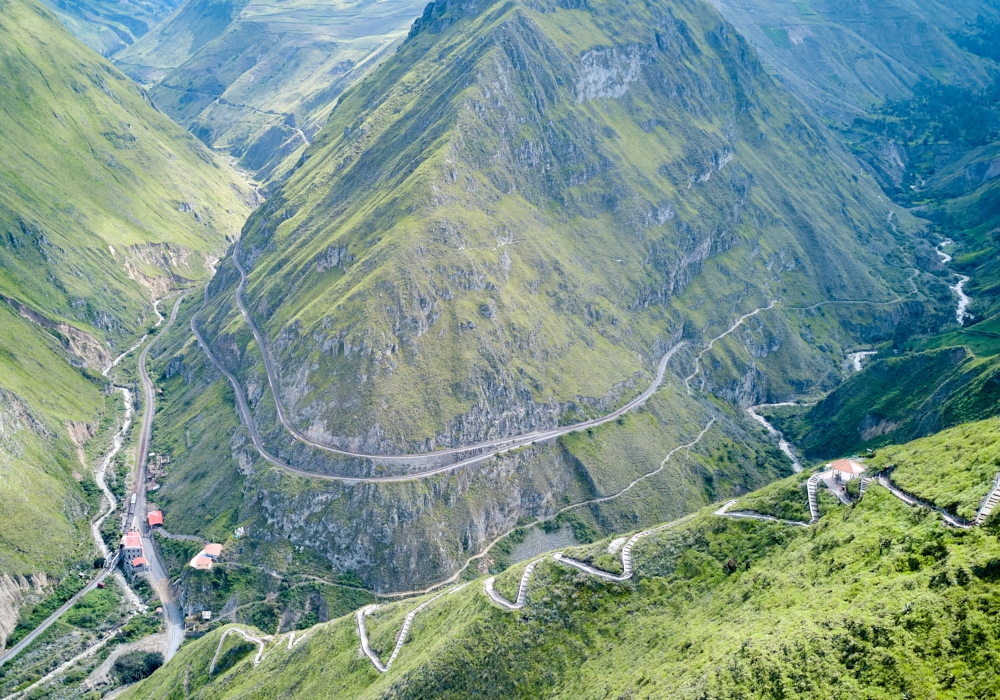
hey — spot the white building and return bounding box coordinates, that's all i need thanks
[830,459,866,482]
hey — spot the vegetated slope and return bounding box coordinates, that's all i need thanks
[711,0,997,124]
[0,0,255,356]
[39,0,181,56]
[151,288,792,591]
[224,0,929,459]
[768,347,1000,459]
[0,0,252,631]
[152,0,949,590]
[115,0,429,190]
[123,483,1000,699]
[873,416,1000,521]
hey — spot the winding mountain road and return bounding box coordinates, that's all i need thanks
[228,241,687,470]
[193,266,688,481]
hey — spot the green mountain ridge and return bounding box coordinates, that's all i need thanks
[0,0,252,621]
[133,0,957,597]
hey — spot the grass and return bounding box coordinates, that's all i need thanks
[735,472,811,522]
[0,0,251,351]
[873,417,1000,520]
[123,483,1000,699]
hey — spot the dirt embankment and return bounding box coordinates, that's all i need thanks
[0,573,47,648]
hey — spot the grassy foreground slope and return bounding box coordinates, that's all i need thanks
[124,485,1000,699]
[228,0,928,456]
[0,0,254,355]
[873,417,1000,521]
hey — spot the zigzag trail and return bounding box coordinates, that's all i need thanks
[715,467,995,532]
[684,301,777,393]
[357,584,468,673]
[226,241,686,470]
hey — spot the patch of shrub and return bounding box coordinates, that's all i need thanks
[112,651,163,684]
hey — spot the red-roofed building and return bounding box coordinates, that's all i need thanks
[202,543,222,559]
[131,556,148,572]
[830,458,866,482]
[147,510,163,528]
[121,532,143,561]
[190,554,214,571]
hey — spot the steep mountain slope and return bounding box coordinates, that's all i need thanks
[227,0,927,457]
[0,0,255,356]
[39,0,181,56]
[710,0,998,123]
[144,0,954,593]
[0,0,253,623]
[123,476,1000,699]
[115,0,428,189]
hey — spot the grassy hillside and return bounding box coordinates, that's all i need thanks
[873,417,1000,521]
[115,0,428,188]
[0,304,106,579]
[123,482,1000,699]
[0,0,252,609]
[0,0,254,355]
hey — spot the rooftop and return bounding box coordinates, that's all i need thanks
[190,554,214,571]
[830,458,866,475]
[203,543,223,558]
[147,510,163,527]
[131,556,148,567]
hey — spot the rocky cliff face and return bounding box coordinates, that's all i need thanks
[216,0,924,459]
[0,573,46,647]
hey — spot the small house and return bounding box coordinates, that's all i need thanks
[147,510,163,528]
[830,458,866,483]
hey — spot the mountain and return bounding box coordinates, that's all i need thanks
[227,0,929,460]
[121,460,1000,699]
[0,0,253,624]
[38,0,181,56]
[135,0,956,597]
[710,0,998,124]
[114,0,429,189]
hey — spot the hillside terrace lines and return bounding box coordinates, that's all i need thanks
[228,240,687,468]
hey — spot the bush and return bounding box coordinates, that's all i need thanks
[112,651,163,684]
